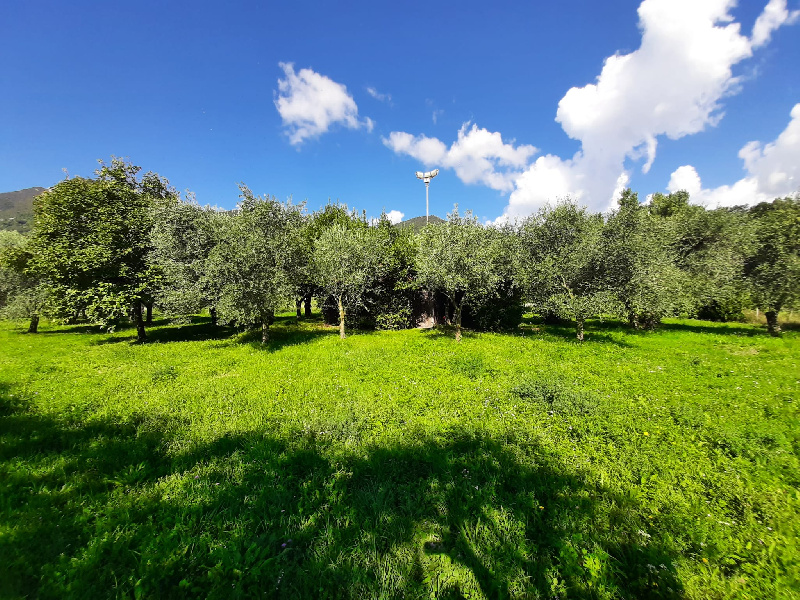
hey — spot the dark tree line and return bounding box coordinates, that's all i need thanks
[1,158,798,341]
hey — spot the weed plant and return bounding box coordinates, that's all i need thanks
[0,314,798,599]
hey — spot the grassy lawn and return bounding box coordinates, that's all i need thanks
[0,314,798,599]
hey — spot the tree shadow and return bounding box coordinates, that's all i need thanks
[658,321,770,337]
[231,325,338,352]
[526,321,632,348]
[420,326,480,342]
[1,384,684,599]
[85,315,341,350]
[31,324,106,335]
[91,320,237,345]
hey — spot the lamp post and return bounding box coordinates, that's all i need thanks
[415,169,439,224]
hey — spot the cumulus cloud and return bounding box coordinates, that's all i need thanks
[503,0,800,219]
[383,0,797,220]
[751,0,800,48]
[666,103,800,206]
[531,0,752,212]
[385,210,405,224]
[383,122,537,193]
[274,63,373,145]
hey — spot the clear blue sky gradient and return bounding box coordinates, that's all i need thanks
[1,1,798,221]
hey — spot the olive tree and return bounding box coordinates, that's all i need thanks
[415,208,510,342]
[0,231,50,332]
[520,200,613,341]
[303,202,369,321]
[206,186,304,343]
[150,195,225,324]
[658,200,752,322]
[745,196,800,335]
[604,189,684,329]
[314,223,385,339]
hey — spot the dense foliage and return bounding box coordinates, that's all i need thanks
[2,157,799,341]
[25,159,175,340]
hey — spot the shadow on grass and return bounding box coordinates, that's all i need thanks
[85,314,341,350]
[232,326,338,352]
[419,326,480,342]
[520,318,632,348]
[659,321,773,337]
[1,383,684,599]
[91,321,237,346]
[522,315,800,342]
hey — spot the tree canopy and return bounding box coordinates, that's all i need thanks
[3,156,798,341]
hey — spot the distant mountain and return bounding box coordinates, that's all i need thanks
[396,215,445,232]
[0,187,46,234]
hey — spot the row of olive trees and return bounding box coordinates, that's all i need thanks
[1,158,798,341]
[146,186,799,341]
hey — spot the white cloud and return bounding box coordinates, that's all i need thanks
[382,0,798,220]
[544,0,753,211]
[383,122,537,193]
[366,86,392,104]
[501,155,584,219]
[751,0,800,48]
[503,0,799,219]
[667,165,704,197]
[274,63,373,145]
[667,103,800,206]
[386,210,404,224]
[382,131,448,165]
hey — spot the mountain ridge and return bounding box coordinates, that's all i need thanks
[395,215,445,232]
[0,187,47,233]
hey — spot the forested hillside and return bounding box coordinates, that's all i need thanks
[396,215,445,232]
[0,187,46,233]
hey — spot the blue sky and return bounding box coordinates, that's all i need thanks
[1,0,798,222]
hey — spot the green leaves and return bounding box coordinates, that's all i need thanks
[745,196,800,319]
[27,159,171,333]
[520,200,612,339]
[416,208,514,336]
[604,191,684,329]
[206,187,305,329]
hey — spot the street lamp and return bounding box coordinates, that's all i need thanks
[415,169,439,225]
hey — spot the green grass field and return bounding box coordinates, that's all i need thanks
[1,315,798,599]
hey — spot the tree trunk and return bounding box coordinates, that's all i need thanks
[766,310,781,336]
[295,298,302,318]
[210,306,217,327]
[134,303,147,342]
[28,314,39,334]
[261,319,270,344]
[625,300,637,328]
[576,316,585,342]
[338,296,346,339]
[304,294,313,318]
[455,304,463,342]
[145,302,153,325]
